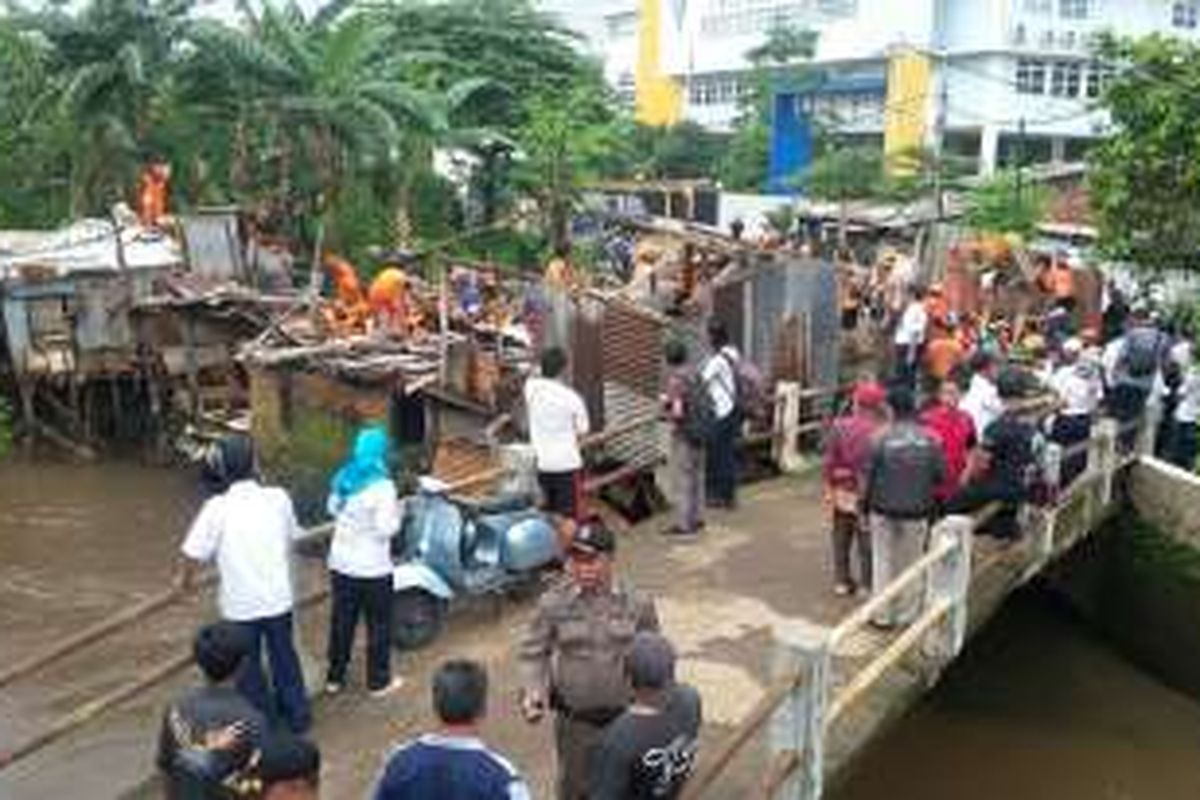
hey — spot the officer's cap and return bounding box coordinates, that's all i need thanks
[569,518,616,557]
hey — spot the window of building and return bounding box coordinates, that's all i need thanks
[605,11,637,39]
[1016,58,1047,94]
[1047,60,1083,97]
[1023,0,1052,13]
[1173,2,1199,29]
[1059,0,1088,20]
[1064,61,1081,96]
[1013,23,1027,45]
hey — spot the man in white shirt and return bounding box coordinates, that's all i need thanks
[960,351,1004,440]
[892,286,928,390]
[177,435,311,733]
[1166,341,1200,470]
[1047,338,1102,485]
[524,347,590,520]
[702,320,741,509]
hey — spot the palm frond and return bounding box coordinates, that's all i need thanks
[259,1,316,83]
[59,61,117,120]
[444,76,505,115]
[360,81,446,134]
[117,41,145,86]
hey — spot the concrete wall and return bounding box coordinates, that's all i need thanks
[1049,458,1200,702]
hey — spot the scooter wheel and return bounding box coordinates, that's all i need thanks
[392,589,447,650]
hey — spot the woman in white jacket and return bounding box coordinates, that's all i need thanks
[325,426,404,697]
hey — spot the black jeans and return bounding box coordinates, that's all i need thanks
[327,571,393,691]
[1108,384,1149,451]
[1050,414,1091,487]
[705,412,739,505]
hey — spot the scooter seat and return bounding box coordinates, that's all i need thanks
[457,493,535,517]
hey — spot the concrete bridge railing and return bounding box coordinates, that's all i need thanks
[685,413,1150,800]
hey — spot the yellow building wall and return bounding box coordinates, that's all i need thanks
[636,0,682,126]
[884,48,932,175]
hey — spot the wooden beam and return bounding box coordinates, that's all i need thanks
[680,668,803,800]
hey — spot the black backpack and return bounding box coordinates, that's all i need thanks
[681,371,718,445]
[1121,328,1165,378]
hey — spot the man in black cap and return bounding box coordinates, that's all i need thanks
[518,517,660,800]
[589,633,703,800]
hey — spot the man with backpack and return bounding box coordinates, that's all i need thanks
[662,340,705,539]
[701,320,743,509]
[863,386,945,628]
[1105,311,1167,448]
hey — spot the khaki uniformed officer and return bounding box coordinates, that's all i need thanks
[518,519,659,800]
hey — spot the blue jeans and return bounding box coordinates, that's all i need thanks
[235,611,311,733]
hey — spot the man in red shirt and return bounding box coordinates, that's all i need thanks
[822,382,888,596]
[920,376,977,507]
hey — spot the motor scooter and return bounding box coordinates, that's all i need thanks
[391,477,561,648]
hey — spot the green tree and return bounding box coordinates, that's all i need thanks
[720,24,817,192]
[623,121,728,180]
[8,0,194,215]
[1088,34,1200,271]
[514,85,624,252]
[799,146,884,244]
[963,169,1049,239]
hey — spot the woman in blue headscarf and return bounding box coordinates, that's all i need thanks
[325,426,404,697]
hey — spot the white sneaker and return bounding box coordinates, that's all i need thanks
[324,681,343,696]
[369,676,406,699]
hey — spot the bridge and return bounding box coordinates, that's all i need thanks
[682,413,1152,799]
[0,404,1173,799]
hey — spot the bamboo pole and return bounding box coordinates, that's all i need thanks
[679,668,803,800]
[0,574,215,691]
[755,749,802,800]
[824,599,951,729]
[827,537,956,651]
[0,586,332,771]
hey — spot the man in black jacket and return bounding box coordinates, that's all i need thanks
[863,386,946,628]
[157,622,266,799]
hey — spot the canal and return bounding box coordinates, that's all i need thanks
[830,584,1200,800]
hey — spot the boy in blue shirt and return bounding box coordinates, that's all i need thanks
[373,660,530,800]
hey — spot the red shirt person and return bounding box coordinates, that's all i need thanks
[920,377,977,504]
[822,381,888,596]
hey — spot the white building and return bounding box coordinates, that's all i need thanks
[537,0,640,106]
[615,0,1200,177]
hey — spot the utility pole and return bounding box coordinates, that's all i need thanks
[933,48,949,223]
[1015,116,1027,207]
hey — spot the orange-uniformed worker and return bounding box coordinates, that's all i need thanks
[323,254,368,335]
[138,161,171,227]
[368,267,412,335]
[518,520,659,800]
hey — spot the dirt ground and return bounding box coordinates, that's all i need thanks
[1,474,852,800]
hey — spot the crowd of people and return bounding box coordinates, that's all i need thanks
[820,249,1199,620]
[155,236,1198,798]
[162,423,702,798]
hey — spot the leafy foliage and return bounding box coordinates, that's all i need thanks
[1088,34,1200,271]
[963,170,1049,238]
[0,0,617,267]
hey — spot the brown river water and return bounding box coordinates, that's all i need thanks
[2,460,1200,798]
